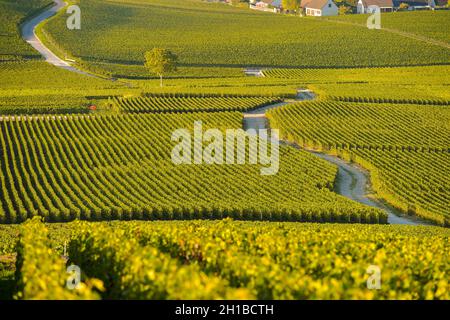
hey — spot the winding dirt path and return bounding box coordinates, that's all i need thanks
[243,89,430,225]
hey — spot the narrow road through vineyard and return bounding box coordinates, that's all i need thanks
[21,0,98,77]
[243,90,431,226]
[18,2,432,226]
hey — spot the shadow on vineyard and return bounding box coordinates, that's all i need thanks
[0,258,15,300]
[0,0,449,306]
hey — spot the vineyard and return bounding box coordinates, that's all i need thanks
[112,95,281,113]
[268,101,450,149]
[0,111,385,224]
[79,61,244,79]
[4,218,449,300]
[0,0,52,60]
[326,11,450,44]
[0,61,130,115]
[263,65,450,104]
[268,101,450,225]
[342,149,450,225]
[40,0,450,75]
[0,0,449,303]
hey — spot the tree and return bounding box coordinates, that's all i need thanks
[338,5,352,14]
[144,48,178,87]
[282,0,300,11]
[398,2,409,10]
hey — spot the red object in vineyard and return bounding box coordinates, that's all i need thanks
[89,105,97,111]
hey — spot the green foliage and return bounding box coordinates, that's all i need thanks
[113,94,281,113]
[5,219,448,299]
[144,48,178,86]
[263,65,450,103]
[126,219,449,299]
[345,149,450,226]
[0,0,52,60]
[268,101,450,224]
[338,5,352,15]
[399,3,409,10]
[79,62,244,79]
[69,221,252,299]
[282,0,300,11]
[0,111,384,224]
[14,217,102,299]
[41,0,450,71]
[268,101,450,149]
[0,225,18,255]
[326,11,450,44]
[0,61,128,115]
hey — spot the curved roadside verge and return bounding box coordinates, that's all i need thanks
[243,89,430,226]
[20,0,99,77]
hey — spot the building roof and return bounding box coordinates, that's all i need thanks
[301,0,331,9]
[271,0,282,6]
[258,0,282,6]
[392,0,436,6]
[360,0,394,7]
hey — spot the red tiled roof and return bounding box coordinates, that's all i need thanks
[301,0,330,9]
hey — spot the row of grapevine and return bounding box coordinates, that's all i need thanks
[112,96,281,113]
[268,101,450,150]
[0,0,52,60]
[14,217,101,299]
[347,149,450,226]
[0,112,384,224]
[68,221,252,299]
[143,93,278,98]
[328,95,449,106]
[267,101,450,225]
[5,219,449,299]
[123,219,449,300]
[7,219,445,300]
[41,0,450,70]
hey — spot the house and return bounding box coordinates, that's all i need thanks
[392,0,436,9]
[255,0,282,9]
[357,0,394,13]
[300,0,338,16]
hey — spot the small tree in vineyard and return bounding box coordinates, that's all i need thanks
[144,48,178,87]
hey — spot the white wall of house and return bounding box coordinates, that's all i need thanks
[305,0,338,16]
[321,0,339,15]
[306,8,322,15]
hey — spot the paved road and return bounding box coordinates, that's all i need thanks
[243,89,429,225]
[20,0,95,76]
